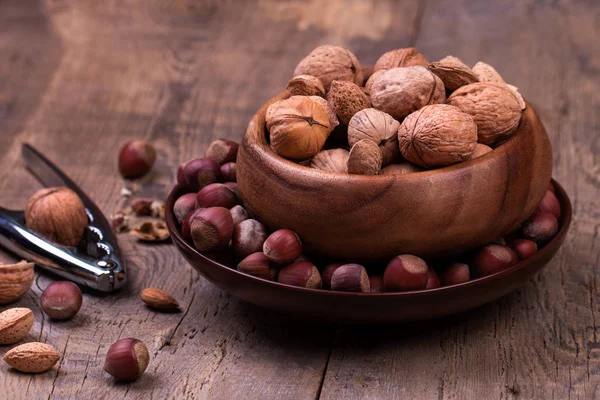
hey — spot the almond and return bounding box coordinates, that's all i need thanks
[3,342,60,373]
[0,308,34,345]
[0,261,34,305]
[140,288,179,310]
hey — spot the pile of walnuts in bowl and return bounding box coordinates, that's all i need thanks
[268,45,526,174]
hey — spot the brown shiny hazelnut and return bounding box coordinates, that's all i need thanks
[439,263,470,286]
[470,143,493,159]
[104,338,150,382]
[205,139,239,165]
[330,264,370,292]
[118,140,156,179]
[190,207,234,252]
[230,205,249,226]
[277,261,322,289]
[293,45,363,90]
[521,212,558,245]
[232,219,268,259]
[286,75,326,97]
[237,252,277,281]
[472,244,518,278]
[321,263,344,289]
[41,281,83,320]
[140,288,179,310]
[309,149,349,173]
[220,162,237,182]
[181,208,204,240]
[424,268,441,289]
[368,275,385,293]
[348,108,400,166]
[511,239,538,260]
[347,139,382,175]
[326,80,371,125]
[263,229,303,264]
[374,48,429,71]
[25,187,88,247]
[196,183,238,209]
[173,193,197,224]
[380,162,423,175]
[177,158,221,191]
[383,255,429,292]
[223,182,241,200]
[538,190,561,219]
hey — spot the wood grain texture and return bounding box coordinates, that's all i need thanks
[0,0,598,399]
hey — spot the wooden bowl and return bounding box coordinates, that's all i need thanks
[236,92,553,262]
[166,180,571,323]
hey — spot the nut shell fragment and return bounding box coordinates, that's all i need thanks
[130,221,170,242]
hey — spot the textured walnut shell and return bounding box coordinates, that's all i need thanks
[370,66,446,120]
[374,48,429,71]
[447,82,522,146]
[286,75,325,97]
[310,149,349,173]
[0,261,34,305]
[347,139,382,175]
[25,187,88,247]
[326,81,371,125]
[348,108,400,166]
[398,104,477,168]
[507,84,527,110]
[364,70,385,94]
[428,56,479,91]
[472,61,505,84]
[293,45,363,90]
[266,96,331,161]
[308,96,339,130]
[380,162,423,175]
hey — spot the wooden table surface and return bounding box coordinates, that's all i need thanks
[1,0,599,399]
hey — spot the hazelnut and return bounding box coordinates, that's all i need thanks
[173,193,197,224]
[511,239,538,260]
[140,288,179,310]
[0,307,34,345]
[368,275,385,293]
[110,210,130,233]
[104,338,150,382]
[538,190,561,219]
[118,140,156,179]
[472,61,505,84]
[190,207,234,252]
[196,183,238,209]
[204,139,239,165]
[398,104,477,168]
[521,212,559,245]
[309,149,349,174]
[472,244,518,278]
[428,55,479,92]
[347,139,382,175]
[237,252,277,281]
[380,162,423,175]
[25,187,88,247]
[374,48,429,71]
[348,108,400,166]
[177,158,221,191]
[424,268,441,289]
[383,255,429,292]
[326,80,371,125]
[447,82,522,146]
[321,263,344,289]
[266,96,331,161]
[263,229,303,264]
[181,208,204,240]
[230,205,249,226]
[308,96,340,130]
[470,143,493,159]
[370,66,445,120]
[330,264,370,292]
[220,162,237,182]
[40,281,83,320]
[293,45,363,90]
[286,75,326,97]
[277,261,322,289]
[439,263,470,286]
[232,219,268,259]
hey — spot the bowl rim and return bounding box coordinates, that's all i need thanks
[165,179,571,298]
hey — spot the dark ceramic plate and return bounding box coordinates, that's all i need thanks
[166,180,571,323]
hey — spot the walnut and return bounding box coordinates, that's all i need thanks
[293,45,363,90]
[309,149,349,173]
[381,162,423,175]
[286,75,325,97]
[397,104,477,168]
[327,80,371,125]
[374,48,429,71]
[348,108,400,166]
[370,66,446,120]
[25,187,88,247]
[266,96,331,160]
[364,70,385,94]
[428,55,479,92]
[447,82,522,146]
[506,84,526,110]
[347,139,382,175]
[308,96,339,130]
[472,62,505,84]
